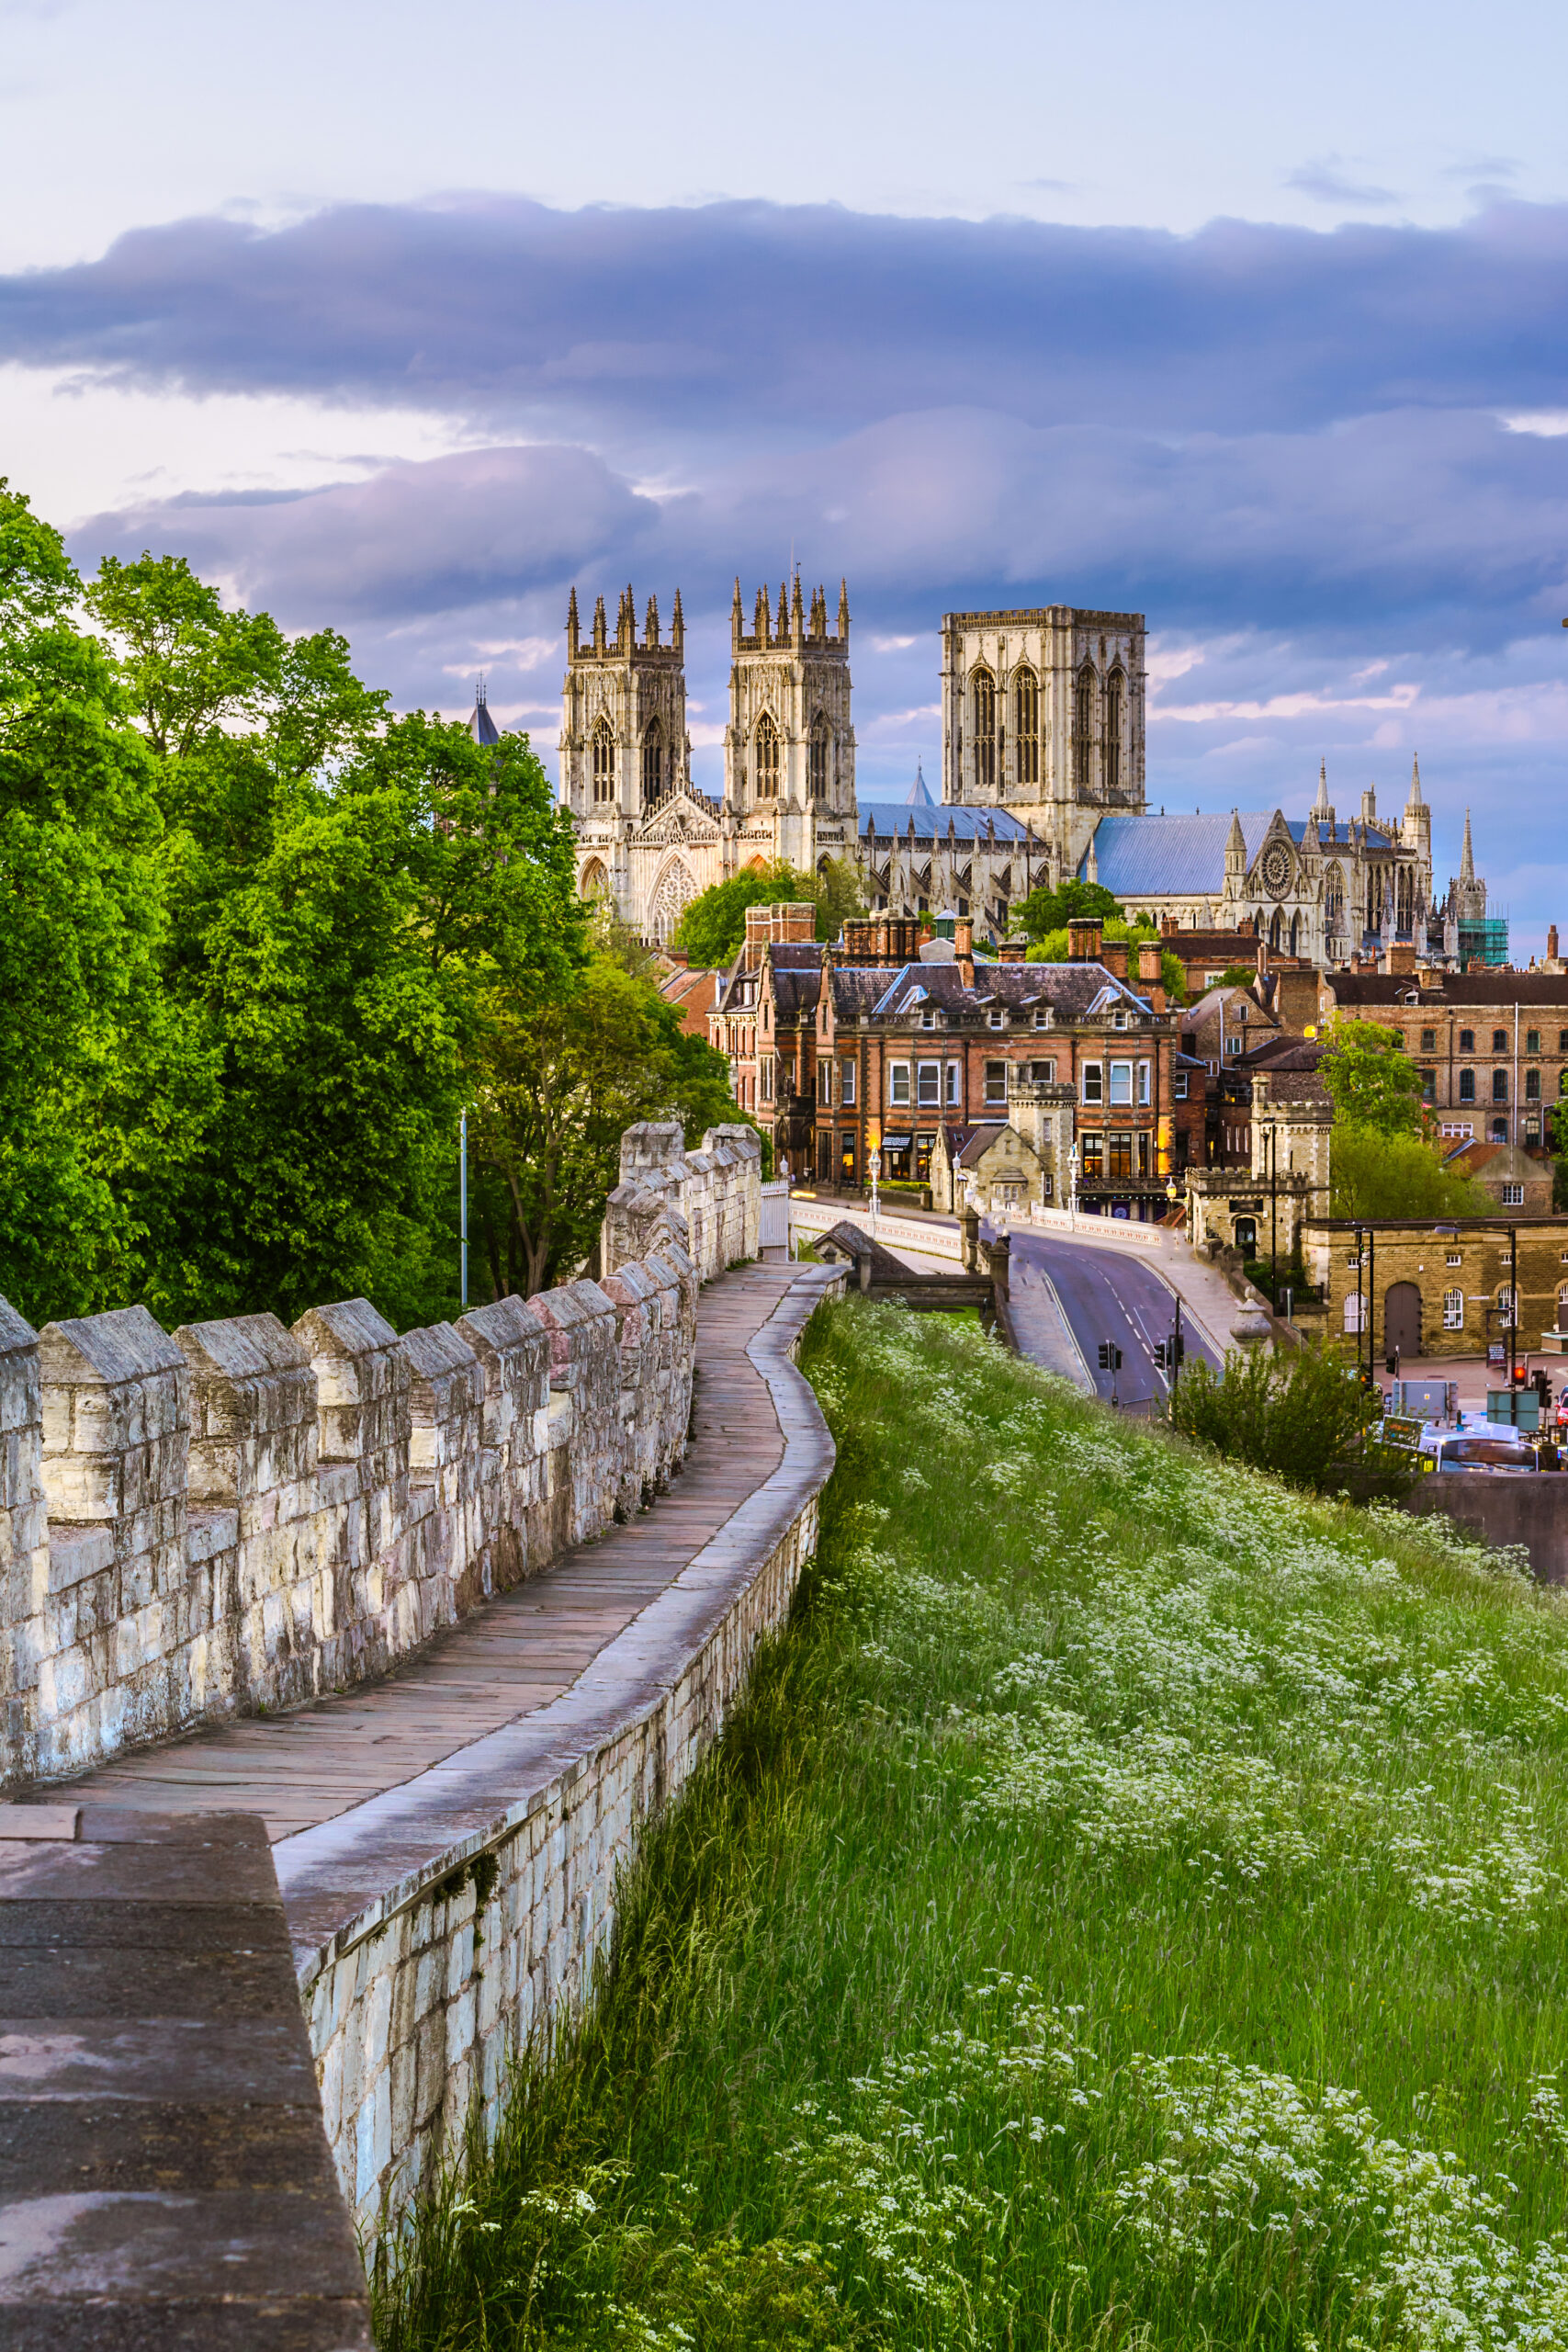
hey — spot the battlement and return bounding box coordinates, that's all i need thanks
[731,575,850,655]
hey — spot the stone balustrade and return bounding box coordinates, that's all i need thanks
[0,1125,761,1793]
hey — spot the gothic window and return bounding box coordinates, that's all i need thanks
[1367,872,1381,934]
[1105,668,1124,793]
[1074,663,1095,791]
[1325,865,1345,921]
[1396,865,1414,935]
[808,713,829,801]
[641,718,663,807]
[592,716,616,803]
[578,856,610,900]
[753,711,779,799]
[1012,667,1039,786]
[972,669,996,791]
[650,858,696,942]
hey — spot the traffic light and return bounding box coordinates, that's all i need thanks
[1153,1340,1168,1368]
[1098,1342,1123,1372]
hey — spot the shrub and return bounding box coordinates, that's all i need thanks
[1169,1341,1393,1493]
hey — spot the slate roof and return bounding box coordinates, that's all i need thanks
[467,688,501,748]
[1078,812,1375,897]
[860,802,1032,844]
[827,958,1154,1026]
[1329,973,1568,1007]
[772,967,822,1018]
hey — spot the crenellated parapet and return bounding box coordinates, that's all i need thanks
[0,1122,763,1793]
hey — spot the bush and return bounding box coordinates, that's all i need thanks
[1170,1342,1392,1493]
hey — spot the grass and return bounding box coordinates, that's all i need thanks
[373,1297,1568,2351]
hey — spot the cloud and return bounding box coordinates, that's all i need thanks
[1285,159,1402,208]
[9,194,1568,448]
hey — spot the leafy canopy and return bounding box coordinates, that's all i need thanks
[1014,877,1124,941]
[1329,1125,1493,1221]
[671,856,866,967]
[1321,1018,1427,1138]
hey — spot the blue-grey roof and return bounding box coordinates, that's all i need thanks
[1078,812,1365,896]
[861,801,1031,844]
[908,761,935,807]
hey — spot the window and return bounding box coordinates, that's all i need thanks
[1459,1069,1475,1102]
[1082,1063,1104,1104]
[1109,1134,1133,1179]
[1498,1284,1517,1324]
[889,1062,911,1106]
[1493,1028,1508,1052]
[1503,1182,1525,1206]
[818,1062,832,1106]
[1174,1069,1189,1100]
[1109,1060,1134,1106]
[840,1058,856,1106]
[641,718,663,804]
[1420,1069,1436,1102]
[1528,1029,1541,1055]
[920,1007,937,1029]
[987,1009,1005,1030]
[1443,1289,1464,1330]
[1224,1035,1243,1057]
[1421,1027,1437,1051]
[1105,670,1124,792]
[946,1061,961,1105]
[1113,1008,1129,1030]
[753,711,779,798]
[1030,1058,1056,1083]
[1032,1006,1053,1029]
[1493,1069,1509,1102]
[1080,1135,1103,1178]
[1388,1032,1404,1049]
[973,668,996,790]
[1493,1117,1508,1142]
[1447,1252,1462,1266]
[762,1059,773,1103]
[808,714,829,801]
[1527,1068,1541,1101]
[1344,1295,1365,1333]
[1561,1030,1568,1053]
[984,1060,1007,1106]
[1137,1060,1152,1106]
[1074,663,1094,790]
[916,1062,942,1107]
[592,716,616,802]
[1013,666,1038,786]
[1460,1029,1474,1052]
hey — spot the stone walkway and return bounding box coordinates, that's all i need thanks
[59,1262,819,1846]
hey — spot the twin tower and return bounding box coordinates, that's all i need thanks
[560,580,857,938]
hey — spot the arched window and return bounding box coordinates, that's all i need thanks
[1269,908,1283,951]
[972,669,996,791]
[753,711,779,799]
[1012,666,1038,786]
[1289,913,1301,956]
[1367,871,1381,934]
[1396,865,1414,935]
[1105,669,1124,793]
[1074,664,1095,791]
[592,716,615,803]
[1325,865,1345,921]
[641,718,663,807]
[579,856,610,901]
[808,713,829,800]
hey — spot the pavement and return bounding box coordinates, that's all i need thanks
[1002,1225,1226,1407]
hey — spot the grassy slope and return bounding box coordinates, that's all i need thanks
[377,1300,1568,2351]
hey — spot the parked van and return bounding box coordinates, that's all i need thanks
[1416,1427,1539,1475]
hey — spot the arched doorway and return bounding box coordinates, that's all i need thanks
[1384,1281,1421,1360]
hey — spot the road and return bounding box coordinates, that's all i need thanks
[998,1224,1225,1408]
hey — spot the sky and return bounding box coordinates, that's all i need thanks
[5,0,1568,945]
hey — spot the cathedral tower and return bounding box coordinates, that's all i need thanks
[723,578,856,873]
[559,584,688,824]
[939,605,1146,874]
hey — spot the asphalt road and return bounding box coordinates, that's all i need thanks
[1000,1225,1225,1408]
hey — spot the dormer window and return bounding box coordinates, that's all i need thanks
[920,1008,938,1029]
[1032,1006,1052,1029]
[1113,1008,1128,1030]
[987,1010,1005,1030]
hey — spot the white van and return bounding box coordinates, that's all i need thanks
[1416,1427,1538,1476]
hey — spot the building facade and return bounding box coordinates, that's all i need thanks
[1307,1217,1568,1362]
[1317,969,1568,1150]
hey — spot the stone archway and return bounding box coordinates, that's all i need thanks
[649,858,696,943]
[579,856,610,902]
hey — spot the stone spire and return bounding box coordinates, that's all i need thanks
[1314,758,1330,816]
[838,578,851,645]
[644,591,660,649]
[566,583,580,658]
[776,582,789,641]
[1461,806,1475,885]
[1225,808,1247,865]
[671,587,684,656]
[790,571,805,644]
[592,594,607,653]
[730,577,743,653]
[1407,752,1424,807]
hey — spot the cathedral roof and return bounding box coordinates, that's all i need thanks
[860,801,1031,844]
[1080,812,1369,896]
[907,762,936,807]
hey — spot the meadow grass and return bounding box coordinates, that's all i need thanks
[374,1298,1568,2350]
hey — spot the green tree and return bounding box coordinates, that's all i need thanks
[1024,916,1185,1002]
[0,484,217,1325]
[809,854,868,941]
[468,959,752,1296]
[1170,1343,1387,1493]
[1320,1018,1426,1137]
[1014,877,1123,941]
[1329,1125,1493,1221]
[672,863,813,967]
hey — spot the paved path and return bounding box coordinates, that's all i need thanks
[59,1263,817,1846]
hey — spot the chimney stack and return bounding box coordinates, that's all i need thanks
[1067,918,1103,963]
[954,916,975,984]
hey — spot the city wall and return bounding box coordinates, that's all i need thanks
[0,1123,761,1794]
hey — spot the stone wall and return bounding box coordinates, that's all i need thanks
[0,1127,750,1794]
[281,1263,840,2237]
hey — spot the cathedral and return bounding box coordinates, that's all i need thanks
[557,583,1493,964]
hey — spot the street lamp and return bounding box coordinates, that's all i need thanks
[869,1148,882,1236]
[1068,1144,1079,1232]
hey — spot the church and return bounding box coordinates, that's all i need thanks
[555,583,1493,965]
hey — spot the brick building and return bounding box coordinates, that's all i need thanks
[713,907,1179,1213]
[1306,1216,1568,1362]
[1315,969,1568,1152]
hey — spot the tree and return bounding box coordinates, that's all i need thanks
[1014,878,1123,941]
[1169,1342,1388,1494]
[468,959,751,1296]
[1024,917,1185,1002]
[85,553,291,760]
[1329,1125,1493,1221]
[809,854,867,942]
[1320,1019,1426,1138]
[672,863,813,967]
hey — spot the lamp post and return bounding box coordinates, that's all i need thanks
[869,1148,882,1237]
[1068,1143,1080,1232]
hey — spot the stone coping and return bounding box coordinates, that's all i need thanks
[276,1265,841,1993]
